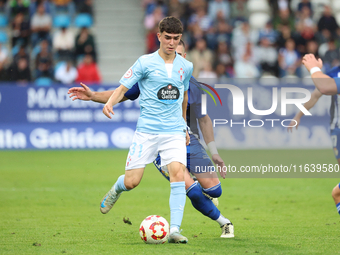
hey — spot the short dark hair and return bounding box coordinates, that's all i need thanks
[178,39,186,53]
[158,16,183,34]
[178,39,185,48]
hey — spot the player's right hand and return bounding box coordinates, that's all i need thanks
[287,117,300,132]
[212,154,226,179]
[302,54,323,72]
[68,82,93,101]
[103,103,114,119]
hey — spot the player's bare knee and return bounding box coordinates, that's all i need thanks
[125,180,139,190]
[124,177,141,190]
[170,166,185,181]
[170,171,184,182]
[332,185,340,200]
[168,163,185,182]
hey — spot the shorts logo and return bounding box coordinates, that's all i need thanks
[124,68,133,79]
[157,84,180,104]
[127,155,132,166]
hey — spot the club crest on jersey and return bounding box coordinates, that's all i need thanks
[178,68,184,81]
[157,84,180,104]
[124,68,133,78]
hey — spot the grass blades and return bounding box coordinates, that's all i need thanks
[0,149,339,254]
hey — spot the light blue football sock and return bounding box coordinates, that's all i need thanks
[114,175,130,194]
[336,202,340,215]
[169,181,186,232]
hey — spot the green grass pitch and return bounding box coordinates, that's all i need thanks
[0,149,339,254]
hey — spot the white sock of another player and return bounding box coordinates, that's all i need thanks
[169,181,186,235]
[216,214,231,227]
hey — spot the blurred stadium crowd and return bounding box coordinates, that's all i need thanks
[143,0,340,80]
[0,0,100,85]
[2,0,340,86]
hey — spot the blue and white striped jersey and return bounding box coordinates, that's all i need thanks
[326,66,340,129]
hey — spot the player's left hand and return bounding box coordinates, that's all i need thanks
[302,54,323,72]
[68,82,93,101]
[287,116,301,132]
[212,154,226,179]
[186,131,190,146]
[103,103,114,119]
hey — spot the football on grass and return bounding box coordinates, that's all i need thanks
[139,215,169,244]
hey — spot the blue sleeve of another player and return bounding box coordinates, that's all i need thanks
[326,67,340,93]
[124,83,140,101]
[334,78,340,94]
[183,63,193,91]
[119,59,144,89]
[190,78,205,119]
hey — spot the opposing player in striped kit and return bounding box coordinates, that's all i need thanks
[289,53,340,217]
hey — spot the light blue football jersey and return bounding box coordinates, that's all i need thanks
[119,50,193,135]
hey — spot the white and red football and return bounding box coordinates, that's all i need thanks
[139,215,169,244]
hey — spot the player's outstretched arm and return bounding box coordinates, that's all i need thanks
[68,82,114,103]
[198,115,226,179]
[287,88,323,132]
[68,83,130,104]
[303,54,338,95]
[103,85,129,119]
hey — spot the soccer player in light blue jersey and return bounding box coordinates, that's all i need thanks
[102,17,192,243]
[124,40,234,237]
[288,54,340,216]
[68,41,234,238]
